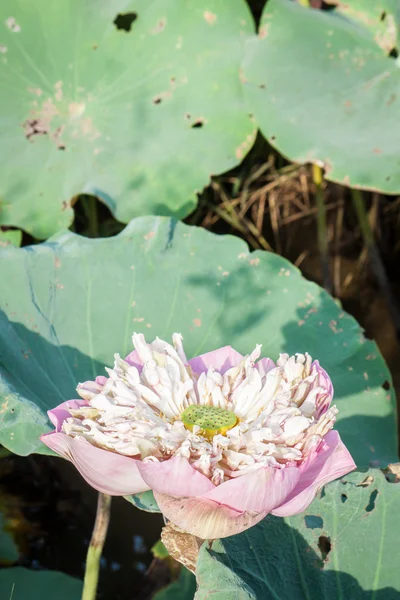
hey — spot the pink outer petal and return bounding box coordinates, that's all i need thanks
[124,349,143,371]
[272,430,356,517]
[188,346,244,375]
[137,456,215,497]
[313,360,334,417]
[202,466,301,512]
[48,400,89,431]
[256,357,276,378]
[40,432,150,496]
[155,492,268,539]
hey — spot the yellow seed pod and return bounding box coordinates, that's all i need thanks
[181,405,238,439]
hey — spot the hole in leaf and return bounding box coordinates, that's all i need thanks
[259,83,266,89]
[113,12,138,32]
[191,118,205,129]
[72,195,125,238]
[365,489,378,512]
[380,10,387,21]
[304,515,324,529]
[382,380,391,391]
[152,95,162,105]
[271,135,276,141]
[341,493,348,503]
[320,487,326,499]
[389,47,399,59]
[318,536,331,561]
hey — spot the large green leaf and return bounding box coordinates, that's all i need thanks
[326,1,400,53]
[0,568,82,599]
[0,230,22,248]
[242,0,400,192]
[154,567,196,600]
[0,217,396,466]
[0,515,19,563]
[195,470,400,599]
[0,0,255,239]
[125,490,160,513]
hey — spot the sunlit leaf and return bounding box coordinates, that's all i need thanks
[196,470,400,599]
[0,217,396,468]
[0,0,255,238]
[243,0,400,192]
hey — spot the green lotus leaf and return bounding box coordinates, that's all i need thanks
[0,514,19,563]
[0,568,82,599]
[0,0,255,238]
[195,469,400,599]
[0,230,22,248]
[325,0,400,53]
[154,567,196,600]
[0,217,396,468]
[242,0,400,192]
[125,490,160,513]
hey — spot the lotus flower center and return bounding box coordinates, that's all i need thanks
[181,405,238,438]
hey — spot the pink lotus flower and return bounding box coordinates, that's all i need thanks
[41,334,355,539]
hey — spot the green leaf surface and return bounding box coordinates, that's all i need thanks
[242,0,400,192]
[154,567,196,600]
[125,490,160,513]
[0,567,82,600]
[0,515,19,563]
[326,0,400,53]
[0,0,255,238]
[151,539,169,560]
[195,470,400,599]
[0,230,22,248]
[0,217,396,466]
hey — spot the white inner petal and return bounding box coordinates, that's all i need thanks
[62,334,336,484]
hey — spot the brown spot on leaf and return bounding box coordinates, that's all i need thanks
[28,87,43,97]
[259,23,269,38]
[152,91,172,105]
[193,318,202,327]
[191,117,205,129]
[55,81,63,102]
[373,147,382,154]
[386,93,396,106]
[0,399,9,414]
[5,17,21,32]
[151,18,166,34]
[204,11,217,25]
[239,68,248,84]
[357,474,374,487]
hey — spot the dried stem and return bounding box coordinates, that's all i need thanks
[82,493,111,600]
[351,189,400,337]
[312,164,333,293]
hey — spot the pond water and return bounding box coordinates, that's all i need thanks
[1,454,165,599]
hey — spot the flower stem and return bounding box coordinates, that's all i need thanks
[312,164,332,293]
[82,493,111,600]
